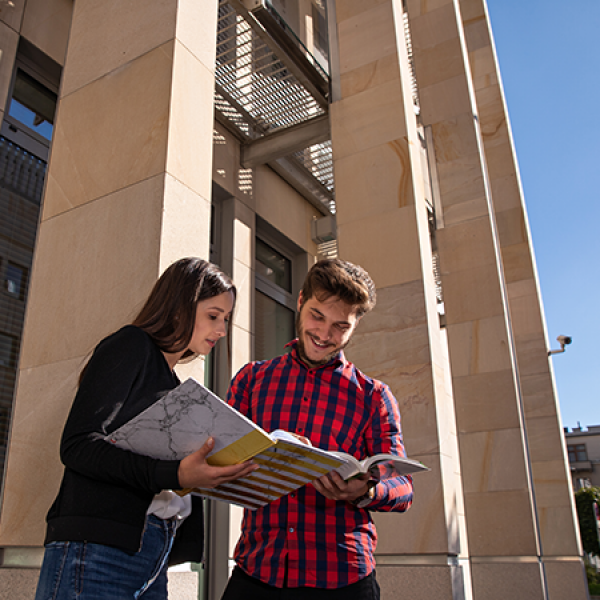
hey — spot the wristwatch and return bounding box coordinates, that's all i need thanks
[350,480,376,508]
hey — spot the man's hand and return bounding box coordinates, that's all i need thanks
[312,471,372,503]
[177,437,259,489]
[288,432,312,446]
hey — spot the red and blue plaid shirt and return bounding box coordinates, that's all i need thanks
[226,341,413,589]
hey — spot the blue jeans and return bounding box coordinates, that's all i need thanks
[34,515,176,600]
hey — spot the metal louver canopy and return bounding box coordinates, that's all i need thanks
[215,0,334,215]
[216,0,328,136]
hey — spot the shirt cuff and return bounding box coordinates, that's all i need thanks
[351,480,377,508]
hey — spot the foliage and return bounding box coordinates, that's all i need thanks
[589,582,600,596]
[587,561,600,584]
[575,488,600,556]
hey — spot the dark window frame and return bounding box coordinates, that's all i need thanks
[568,443,588,462]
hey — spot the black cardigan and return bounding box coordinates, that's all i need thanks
[45,325,204,562]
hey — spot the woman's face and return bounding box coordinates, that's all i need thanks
[187,291,235,356]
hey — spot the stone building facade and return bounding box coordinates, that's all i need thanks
[566,425,600,490]
[0,1,587,599]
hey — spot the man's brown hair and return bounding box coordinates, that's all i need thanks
[300,259,376,318]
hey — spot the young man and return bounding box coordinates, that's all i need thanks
[221,259,413,600]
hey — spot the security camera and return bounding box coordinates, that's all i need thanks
[548,335,572,356]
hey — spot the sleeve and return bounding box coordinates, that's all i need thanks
[59,327,181,494]
[226,362,253,416]
[362,382,414,513]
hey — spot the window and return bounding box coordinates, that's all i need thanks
[2,40,61,162]
[5,262,28,300]
[255,290,295,361]
[256,237,291,292]
[8,68,56,141]
[568,444,588,462]
[311,0,328,62]
[254,235,298,361]
[0,332,18,369]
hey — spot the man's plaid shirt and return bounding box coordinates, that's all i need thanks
[226,341,414,589]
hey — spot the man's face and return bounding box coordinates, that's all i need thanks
[296,292,360,367]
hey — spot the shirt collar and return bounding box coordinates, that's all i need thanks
[285,339,346,370]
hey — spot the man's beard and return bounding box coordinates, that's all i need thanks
[295,308,347,368]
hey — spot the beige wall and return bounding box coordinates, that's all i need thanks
[405,0,586,597]
[0,22,19,117]
[21,0,72,66]
[459,0,582,568]
[407,0,542,573]
[0,0,24,36]
[0,0,218,549]
[0,0,71,93]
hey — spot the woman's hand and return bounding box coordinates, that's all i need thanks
[177,438,259,489]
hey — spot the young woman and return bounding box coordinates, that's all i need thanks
[34,257,257,600]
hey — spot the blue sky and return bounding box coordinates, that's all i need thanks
[485,0,600,430]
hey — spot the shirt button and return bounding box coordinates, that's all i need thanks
[289,527,295,533]
[291,493,295,498]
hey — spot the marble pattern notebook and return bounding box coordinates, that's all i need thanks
[105,377,346,509]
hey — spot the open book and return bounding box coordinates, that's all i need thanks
[271,430,427,480]
[105,377,427,509]
[329,451,427,481]
[105,378,346,509]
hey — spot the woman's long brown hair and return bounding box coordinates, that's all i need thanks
[132,257,236,360]
[79,258,236,385]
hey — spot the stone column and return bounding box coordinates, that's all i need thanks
[331,2,471,598]
[0,0,218,559]
[0,4,20,120]
[202,190,255,600]
[458,1,587,598]
[406,0,558,597]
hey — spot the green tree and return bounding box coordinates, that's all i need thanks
[575,487,600,556]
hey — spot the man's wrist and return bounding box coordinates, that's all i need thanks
[350,480,376,508]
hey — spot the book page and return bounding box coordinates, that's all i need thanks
[328,452,363,480]
[328,452,429,480]
[365,455,429,478]
[270,429,310,445]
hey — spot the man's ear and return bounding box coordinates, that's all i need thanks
[349,311,362,334]
[297,291,304,312]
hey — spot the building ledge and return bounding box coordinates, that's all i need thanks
[570,461,593,472]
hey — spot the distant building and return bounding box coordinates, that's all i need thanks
[565,425,600,489]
